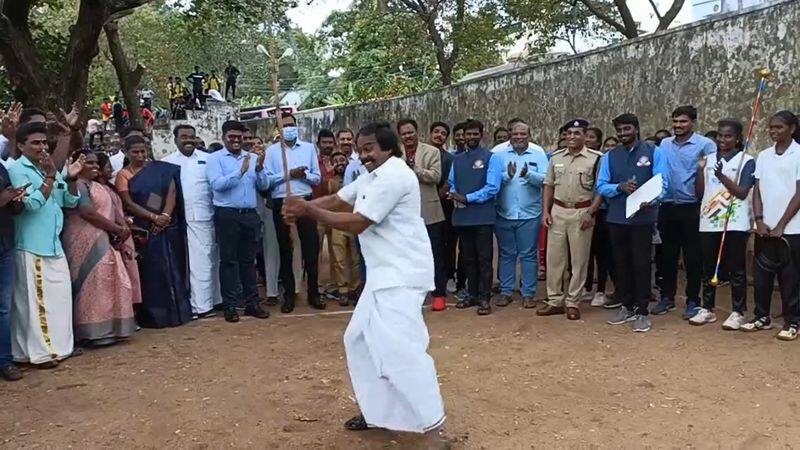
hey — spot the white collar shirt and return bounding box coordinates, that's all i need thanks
[337,156,434,291]
[162,149,214,221]
[754,140,800,233]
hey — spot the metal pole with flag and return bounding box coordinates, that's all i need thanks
[709,68,772,286]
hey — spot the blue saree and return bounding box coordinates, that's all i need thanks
[128,161,192,328]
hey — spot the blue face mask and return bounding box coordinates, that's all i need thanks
[283,126,298,142]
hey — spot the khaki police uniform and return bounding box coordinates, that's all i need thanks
[544,146,601,308]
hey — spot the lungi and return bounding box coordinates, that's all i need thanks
[344,285,445,433]
[258,200,280,297]
[186,219,222,313]
[11,251,74,364]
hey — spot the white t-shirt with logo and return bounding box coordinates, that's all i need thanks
[699,151,754,232]
[754,141,800,234]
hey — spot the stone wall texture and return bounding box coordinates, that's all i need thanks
[263,0,800,151]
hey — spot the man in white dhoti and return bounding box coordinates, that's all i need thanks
[163,124,221,318]
[8,122,84,368]
[283,122,446,437]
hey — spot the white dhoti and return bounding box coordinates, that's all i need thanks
[344,285,445,433]
[11,251,74,364]
[258,201,280,297]
[186,220,222,313]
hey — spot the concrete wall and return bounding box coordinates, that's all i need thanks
[152,103,237,159]
[277,0,800,151]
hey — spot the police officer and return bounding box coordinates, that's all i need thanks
[538,119,602,320]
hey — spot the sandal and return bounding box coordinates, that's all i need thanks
[455,299,474,309]
[344,414,369,431]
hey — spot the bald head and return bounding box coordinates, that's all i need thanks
[510,122,530,152]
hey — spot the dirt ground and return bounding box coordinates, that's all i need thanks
[2,273,800,449]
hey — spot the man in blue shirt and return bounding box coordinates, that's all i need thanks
[493,121,548,308]
[448,119,502,315]
[596,113,669,333]
[264,112,324,313]
[206,120,271,322]
[652,105,717,318]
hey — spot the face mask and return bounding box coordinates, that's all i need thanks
[283,126,298,141]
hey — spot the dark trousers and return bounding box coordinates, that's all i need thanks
[272,197,320,300]
[658,203,702,302]
[214,208,261,310]
[585,209,614,293]
[700,231,748,312]
[458,225,493,301]
[609,223,653,315]
[0,248,14,366]
[225,80,237,99]
[442,203,463,289]
[753,235,800,325]
[427,222,447,297]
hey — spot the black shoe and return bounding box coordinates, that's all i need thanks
[348,291,360,306]
[224,309,240,323]
[281,296,295,314]
[265,296,279,306]
[344,413,369,431]
[197,310,217,319]
[477,299,492,315]
[0,364,23,382]
[245,304,270,319]
[309,295,327,310]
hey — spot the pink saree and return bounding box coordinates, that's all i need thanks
[63,181,139,344]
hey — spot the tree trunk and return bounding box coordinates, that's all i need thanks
[104,20,144,127]
[0,1,51,106]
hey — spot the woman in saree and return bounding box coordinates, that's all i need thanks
[115,135,192,328]
[63,150,137,346]
[97,152,142,307]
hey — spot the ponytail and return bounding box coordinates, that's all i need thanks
[773,110,800,144]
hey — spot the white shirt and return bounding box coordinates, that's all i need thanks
[491,140,542,153]
[754,140,800,234]
[337,156,434,291]
[110,151,126,183]
[699,151,753,232]
[162,150,214,221]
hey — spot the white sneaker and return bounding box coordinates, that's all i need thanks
[446,279,457,294]
[689,308,717,326]
[776,324,799,341]
[722,311,746,331]
[591,292,607,307]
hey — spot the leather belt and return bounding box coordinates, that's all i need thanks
[554,199,592,209]
[216,207,256,214]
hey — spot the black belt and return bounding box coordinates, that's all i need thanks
[215,206,256,214]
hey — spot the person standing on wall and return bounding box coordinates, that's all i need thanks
[265,113,324,313]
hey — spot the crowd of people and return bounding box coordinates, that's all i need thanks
[166,63,241,116]
[1,99,800,385]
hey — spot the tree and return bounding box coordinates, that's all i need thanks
[577,0,686,39]
[103,20,143,127]
[0,0,154,111]
[505,0,617,54]
[394,0,514,85]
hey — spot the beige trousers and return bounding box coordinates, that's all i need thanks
[546,204,594,308]
[331,229,361,294]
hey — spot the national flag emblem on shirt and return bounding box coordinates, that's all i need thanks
[636,155,651,167]
[472,159,485,169]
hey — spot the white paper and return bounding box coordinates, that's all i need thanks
[625,173,663,219]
